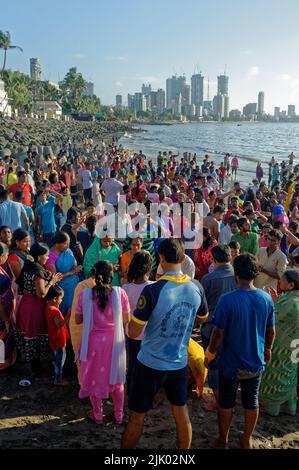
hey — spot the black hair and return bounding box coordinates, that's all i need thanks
[212,245,231,263]
[273,221,283,229]
[67,207,79,220]
[51,231,69,246]
[282,269,299,290]
[0,188,8,200]
[289,221,298,232]
[86,215,97,236]
[233,253,259,280]
[268,229,282,241]
[127,250,152,283]
[202,227,213,251]
[228,215,239,225]
[0,225,11,233]
[91,261,113,310]
[243,209,254,217]
[157,238,185,264]
[237,217,248,229]
[213,205,225,214]
[11,229,29,250]
[48,172,58,184]
[110,170,116,178]
[29,243,49,262]
[86,201,95,208]
[46,285,64,301]
[14,190,24,201]
[228,240,240,250]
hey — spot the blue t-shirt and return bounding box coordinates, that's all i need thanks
[213,288,275,379]
[37,196,56,234]
[133,275,208,371]
[91,170,98,182]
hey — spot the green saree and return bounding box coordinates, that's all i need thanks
[259,290,299,416]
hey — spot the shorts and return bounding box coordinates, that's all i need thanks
[219,372,262,410]
[128,360,189,413]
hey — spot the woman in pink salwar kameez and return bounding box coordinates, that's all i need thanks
[75,260,130,424]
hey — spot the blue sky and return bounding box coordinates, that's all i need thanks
[2,0,299,111]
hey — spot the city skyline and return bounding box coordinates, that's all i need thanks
[2,0,299,112]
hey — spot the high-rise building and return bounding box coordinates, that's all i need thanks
[166,76,186,109]
[116,95,122,108]
[30,58,42,81]
[127,94,135,110]
[243,103,257,116]
[274,107,281,119]
[156,89,165,114]
[213,94,226,119]
[134,93,147,112]
[184,104,196,117]
[174,93,182,115]
[191,74,204,107]
[224,96,230,119]
[288,105,296,117]
[203,100,213,115]
[150,91,157,110]
[229,109,242,119]
[84,82,94,96]
[217,75,229,96]
[142,83,152,96]
[258,91,265,116]
[182,84,190,106]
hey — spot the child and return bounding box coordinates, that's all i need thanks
[45,285,70,386]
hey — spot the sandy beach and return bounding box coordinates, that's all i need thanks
[0,359,298,450]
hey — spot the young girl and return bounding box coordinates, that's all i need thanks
[122,251,154,394]
[45,285,70,386]
[75,261,130,425]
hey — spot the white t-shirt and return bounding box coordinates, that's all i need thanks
[82,170,92,190]
[156,255,195,279]
[101,178,124,206]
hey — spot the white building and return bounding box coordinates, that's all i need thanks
[0,79,11,116]
[30,58,42,81]
[34,101,62,120]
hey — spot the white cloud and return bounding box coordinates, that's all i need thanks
[115,81,123,87]
[106,55,128,62]
[71,53,86,59]
[276,74,291,81]
[247,66,260,80]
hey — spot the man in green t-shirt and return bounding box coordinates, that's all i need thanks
[231,217,259,255]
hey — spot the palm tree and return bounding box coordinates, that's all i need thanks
[0,31,23,76]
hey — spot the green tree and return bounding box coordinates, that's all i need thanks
[0,31,23,75]
[60,67,87,114]
[2,70,33,113]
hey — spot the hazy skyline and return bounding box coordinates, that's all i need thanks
[2,0,299,111]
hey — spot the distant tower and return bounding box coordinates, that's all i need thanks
[258,91,265,116]
[30,58,42,81]
[207,77,210,100]
[191,73,204,107]
[116,95,122,108]
[217,74,229,96]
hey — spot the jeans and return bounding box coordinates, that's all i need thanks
[52,348,66,381]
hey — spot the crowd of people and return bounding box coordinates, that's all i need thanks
[0,137,298,450]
